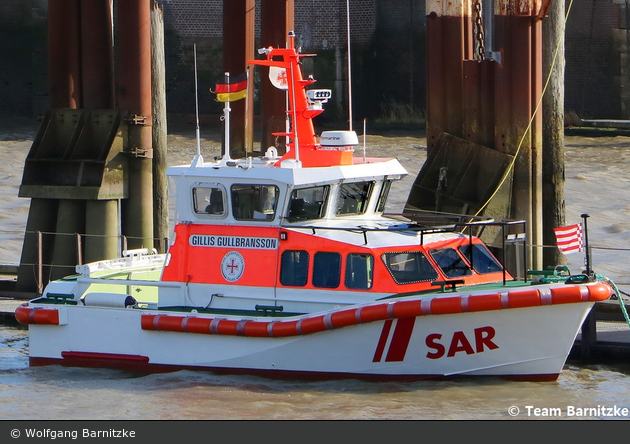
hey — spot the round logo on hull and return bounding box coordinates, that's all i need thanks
[221,251,245,282]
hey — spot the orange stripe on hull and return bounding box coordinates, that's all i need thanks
[467,294,502,312]
[431,296,462,315]
[139,282,613,338]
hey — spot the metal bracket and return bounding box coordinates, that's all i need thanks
[127,148,154,158]
[126,114,149,126]
[485,51,502,65]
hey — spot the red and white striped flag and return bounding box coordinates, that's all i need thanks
[553,223,583,255]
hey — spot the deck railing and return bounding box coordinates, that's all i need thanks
[16,230,169,294]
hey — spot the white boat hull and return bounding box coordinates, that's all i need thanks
[24,299,594,381]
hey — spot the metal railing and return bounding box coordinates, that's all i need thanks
[17,230,169,294]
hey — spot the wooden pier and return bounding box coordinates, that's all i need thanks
[570,298,630,362]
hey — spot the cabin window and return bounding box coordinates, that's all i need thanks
[280,250,309,286]
[382,252,438,284]
[287,185,329,221]
[336,181,374,215]
[312,252,341,288]
[458,243,503,274]
[345,253,374,290]
[231,184,279,221]
[429,247,472,278]
[193,186,225,216]
[375,180,392,213]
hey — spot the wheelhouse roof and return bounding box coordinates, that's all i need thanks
[166,157,408,187]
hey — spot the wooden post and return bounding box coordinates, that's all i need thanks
[581,310,597,359]
[542,0,566,269]
[151,0,169,254]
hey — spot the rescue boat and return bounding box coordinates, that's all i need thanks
[16,32,613,381]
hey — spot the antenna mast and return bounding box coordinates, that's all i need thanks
[191,43,203,167]
[346,0,353,131]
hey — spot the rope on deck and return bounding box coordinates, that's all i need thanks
[597,274,630,329]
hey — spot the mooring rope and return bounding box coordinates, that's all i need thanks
[596,274,630,329]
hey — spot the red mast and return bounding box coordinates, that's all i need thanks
[250,32,354,168]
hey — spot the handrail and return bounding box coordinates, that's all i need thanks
[75,278,181,288]
[16,230,171,295]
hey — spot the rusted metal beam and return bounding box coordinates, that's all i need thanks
[260,0,294,155]
[426,14,466,155]
[223,0,255,158]
[80,0,115,109]
[426,0,471,18]
[48,0,81,108]
[463,59,495,147]
[494,0,544,17]
[494,14,543,269]
[117,0,154,251]
[537,0,553,20]
[80,0,118,263]
[424,0,545,270]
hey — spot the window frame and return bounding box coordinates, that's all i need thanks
[345,252,374,290]
[312,251,342,289]
[458,243,504,275]
[192,184,227,218]
[286,185,330,222]
[375,180,392,213]
[381,251,439,285]
[335,181,375,216]
[279,250,310,287]
[230,183,280,222]
[428,247,473,279]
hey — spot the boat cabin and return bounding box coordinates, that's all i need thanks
[157,152,508,315]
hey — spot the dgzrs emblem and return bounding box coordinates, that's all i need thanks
[221,251,245,282]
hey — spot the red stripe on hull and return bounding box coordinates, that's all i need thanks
[385,317,416,362]
[372,319,393,362]
[28,356,560,382]
[36,352,153,372]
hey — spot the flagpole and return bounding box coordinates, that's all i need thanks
[222,71,232,161]
[581,213,591,276]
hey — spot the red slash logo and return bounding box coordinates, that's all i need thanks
[372,318,416,363]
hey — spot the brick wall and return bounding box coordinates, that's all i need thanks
[161,0,377,115]
[0,0,625,121]
[565,0,621,119]
[0,0,47,116]
[373,0,426,114]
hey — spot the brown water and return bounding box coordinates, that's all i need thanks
[1,116,629,420]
